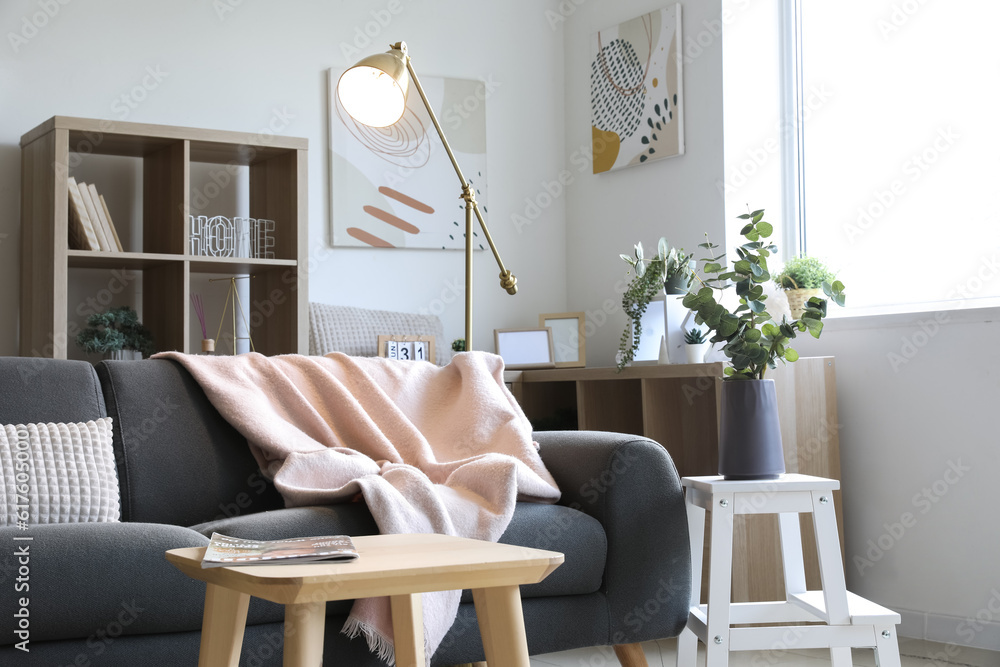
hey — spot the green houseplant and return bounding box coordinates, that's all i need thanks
[76,306,154,360]
[682,208,845,478]
[616,238,692,370]
[773,256,838,319]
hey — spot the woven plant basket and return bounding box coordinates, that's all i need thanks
[785,288,822,320]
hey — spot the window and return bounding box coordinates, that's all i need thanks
[725,0,1000,312]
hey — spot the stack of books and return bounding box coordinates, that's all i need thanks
[67,177,123,252]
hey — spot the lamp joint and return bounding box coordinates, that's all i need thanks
[461,184,477,205]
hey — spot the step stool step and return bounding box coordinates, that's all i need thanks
[791,591,902,626]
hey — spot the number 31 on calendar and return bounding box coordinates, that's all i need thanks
[377,335,436,364]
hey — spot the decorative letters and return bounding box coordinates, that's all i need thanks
[190,215,276,258]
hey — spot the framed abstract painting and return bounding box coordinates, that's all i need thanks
[591,4,684,173]
[329,70,489,249]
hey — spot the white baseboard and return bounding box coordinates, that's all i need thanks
[898,607,1000,652]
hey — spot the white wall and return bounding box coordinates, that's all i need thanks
[795,311,1000,649]
[561,0,725,366]
[0,0,567,355]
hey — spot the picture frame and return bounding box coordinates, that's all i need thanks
[493,328,556,370]
[377,334,436,363]
[631,294,668,365]
[538,312,586,368]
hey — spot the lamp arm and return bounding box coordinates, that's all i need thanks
[404,58,517,295]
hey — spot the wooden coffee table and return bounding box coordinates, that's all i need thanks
[166,533,563,667]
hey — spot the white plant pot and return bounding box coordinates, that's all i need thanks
[685,342,709,364]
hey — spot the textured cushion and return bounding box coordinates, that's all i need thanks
[309,302,448,365]
[0,418,120,525]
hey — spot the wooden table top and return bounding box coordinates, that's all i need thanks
[166,533,564,605]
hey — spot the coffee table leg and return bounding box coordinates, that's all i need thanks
[472,585,530,667]
[199,583,250,667]
[283,600,326,667]
[390,593,426,667]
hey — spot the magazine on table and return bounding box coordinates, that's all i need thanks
[201,532,359,568]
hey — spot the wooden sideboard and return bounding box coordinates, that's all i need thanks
[505,357,843,603]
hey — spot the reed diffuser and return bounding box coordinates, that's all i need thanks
[191,294,214,353]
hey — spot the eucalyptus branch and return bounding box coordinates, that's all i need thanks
[683,208,847,381]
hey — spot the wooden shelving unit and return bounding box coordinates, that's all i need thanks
[19,116,308,358]
[506,357,844,603]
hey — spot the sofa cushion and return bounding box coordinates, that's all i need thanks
[192,500,606,601]
[96,359,285,525]
[1,418,120,525]
[0,522,210,645]
[0,358,105,425]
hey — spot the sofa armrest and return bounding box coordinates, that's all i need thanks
[535,430,691,644]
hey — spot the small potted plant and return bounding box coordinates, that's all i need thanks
[683,208,845,479]
[617,238,690,370]
[683,327,710,364]
[76,306,154,360]
[773,256,838,320]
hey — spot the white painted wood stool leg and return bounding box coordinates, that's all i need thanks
[676,493,706,667]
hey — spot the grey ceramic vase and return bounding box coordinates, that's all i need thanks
[718,378,785,480]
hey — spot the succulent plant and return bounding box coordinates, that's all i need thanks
[684,327,708,345]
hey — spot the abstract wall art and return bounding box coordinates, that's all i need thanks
[329,70,489,249]
[591,4,684,173]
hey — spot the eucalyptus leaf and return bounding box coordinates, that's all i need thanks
[785,348,799,362]
[756,221,773,237]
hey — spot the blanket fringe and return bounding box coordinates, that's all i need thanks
[342,616,395,666]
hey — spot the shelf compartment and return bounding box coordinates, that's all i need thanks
[577,379,643,433]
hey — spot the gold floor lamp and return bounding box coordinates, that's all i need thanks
[337,41,517,351]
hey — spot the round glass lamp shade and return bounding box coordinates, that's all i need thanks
[337,50,409,128]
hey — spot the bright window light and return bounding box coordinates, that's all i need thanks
[800,0,1000,310]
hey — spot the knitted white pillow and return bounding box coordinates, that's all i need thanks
[0,418,120,525]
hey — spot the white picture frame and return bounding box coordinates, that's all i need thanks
[631,293,668,365]
[494,328,556,370]
[539,312,586,368]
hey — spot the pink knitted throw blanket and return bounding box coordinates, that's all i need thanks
[153,351,560,664]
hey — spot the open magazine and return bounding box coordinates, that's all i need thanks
[201,532,359,568]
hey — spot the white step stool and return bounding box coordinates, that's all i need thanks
[677,474,902,667]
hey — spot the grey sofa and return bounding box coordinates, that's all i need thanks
[0,356,690,666]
